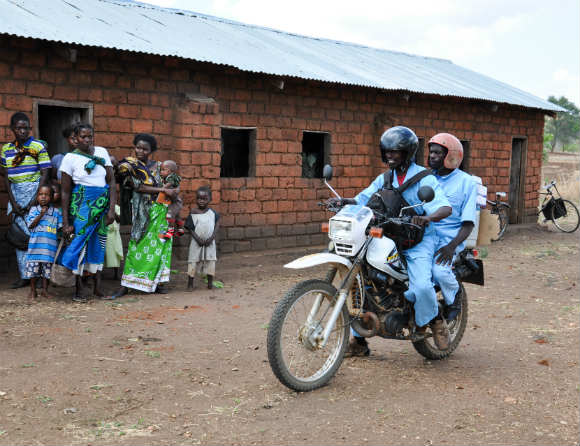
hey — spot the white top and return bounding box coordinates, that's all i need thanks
[59,146,112,187]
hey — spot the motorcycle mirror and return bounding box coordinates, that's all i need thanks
[417,186,434,203]
[322,164,333,181]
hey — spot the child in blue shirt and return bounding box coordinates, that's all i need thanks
[25,184,63,298]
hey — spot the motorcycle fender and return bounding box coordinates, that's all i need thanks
[284,253,353,270]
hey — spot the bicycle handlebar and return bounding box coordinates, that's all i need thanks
[543,180,556,190]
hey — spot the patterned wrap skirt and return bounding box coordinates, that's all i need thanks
[59,184,109,275]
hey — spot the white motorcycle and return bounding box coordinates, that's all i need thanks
[267,165,483,392]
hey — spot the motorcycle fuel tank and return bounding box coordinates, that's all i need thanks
[366,237,408,282]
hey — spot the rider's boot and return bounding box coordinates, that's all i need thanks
[345,336,370,357]
[444,288,462,322]
[431,319,450,350]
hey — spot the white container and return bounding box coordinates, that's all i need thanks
[465,174,485,248]
[465,210,480,249]
[472,175,488,209]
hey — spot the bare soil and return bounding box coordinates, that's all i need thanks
[0,222,578,446]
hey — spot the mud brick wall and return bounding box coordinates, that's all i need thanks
[0,36,546,268]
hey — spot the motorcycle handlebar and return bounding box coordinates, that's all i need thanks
[318,200,342,213]
[318,201,422,229]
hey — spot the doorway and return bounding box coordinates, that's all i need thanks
[508,138,527,223]
[33,100,92,157]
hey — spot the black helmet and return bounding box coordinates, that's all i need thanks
[379,126,419,167]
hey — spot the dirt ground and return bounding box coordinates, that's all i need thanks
[0,221,578,446]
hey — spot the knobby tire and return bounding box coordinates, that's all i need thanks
[412,283,468,360]
[267,279,349,392]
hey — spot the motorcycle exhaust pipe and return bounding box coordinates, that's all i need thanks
[351,311,380,338]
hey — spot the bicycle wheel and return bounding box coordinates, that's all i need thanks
[551,199,580,233]
[491,204,509,241]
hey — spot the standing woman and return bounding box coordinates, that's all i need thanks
[107,133,177,299]
[58,123,116,302]
[1,112,51,288]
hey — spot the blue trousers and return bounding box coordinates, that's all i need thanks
[403,233,440,327]
[352,232,441,338]
[431,258,459,306]
[8,181,38,279]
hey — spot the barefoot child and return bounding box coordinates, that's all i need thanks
[157,160,184,240]
[105,203,123,279]
[25,185,63,298]
[104,157,123,279]
[185,186,219,290]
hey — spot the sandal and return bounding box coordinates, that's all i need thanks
[103,288,127,300]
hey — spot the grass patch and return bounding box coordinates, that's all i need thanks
[37,395,53,404]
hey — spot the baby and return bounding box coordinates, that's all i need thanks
[157,160,184,239]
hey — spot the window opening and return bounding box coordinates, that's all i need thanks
[220,127,256,178]
[415,137,425,166]
[301,131,330,178]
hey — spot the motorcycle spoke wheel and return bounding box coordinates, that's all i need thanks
[267,279,349,392]
[412,284,468,360]
[551,199,580,233]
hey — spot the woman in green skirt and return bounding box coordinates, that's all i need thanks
[106,133,179,299]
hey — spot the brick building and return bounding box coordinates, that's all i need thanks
[0,0,562,266]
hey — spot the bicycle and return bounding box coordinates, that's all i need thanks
[538,180,580,233]
[487,192,510,241]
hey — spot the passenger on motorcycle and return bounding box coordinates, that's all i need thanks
[330,126,452,355]
[428,133,478,322]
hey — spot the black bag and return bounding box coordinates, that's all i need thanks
[542,198,567,220]
[5,213,30,250]
[552,198,567,219]
[367,169,433,250]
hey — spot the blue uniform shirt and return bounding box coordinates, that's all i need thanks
[432,168,478,250]
[354,163,450,240]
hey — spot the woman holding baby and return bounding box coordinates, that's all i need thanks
[106,133,179,299]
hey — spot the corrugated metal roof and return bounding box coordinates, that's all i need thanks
[0,0,563,112]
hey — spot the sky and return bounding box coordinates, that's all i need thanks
[141,0,579,107]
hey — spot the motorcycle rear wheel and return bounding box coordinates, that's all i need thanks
[412,283,468,360]
[267,279,349,392]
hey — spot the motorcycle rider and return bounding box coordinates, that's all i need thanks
[428,133,478,321]
[330,126,452,356]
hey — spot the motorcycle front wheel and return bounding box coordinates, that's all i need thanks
[412,283,468,360]
[267,279,349,392]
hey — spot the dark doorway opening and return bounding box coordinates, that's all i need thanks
[35,101,91,157]
[220,127,256,178]
[459,140,471,172]
[508,138,527,223]
[301,131,330,178]
[415,137,425,166]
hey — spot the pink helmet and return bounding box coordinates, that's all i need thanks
[428,133,463,169]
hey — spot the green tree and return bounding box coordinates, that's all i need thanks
[544,96,580,152]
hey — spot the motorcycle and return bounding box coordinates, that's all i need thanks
[266,165,484,392]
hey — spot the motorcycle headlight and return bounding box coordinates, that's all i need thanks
[330,220,352,239]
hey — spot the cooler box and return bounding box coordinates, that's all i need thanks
[465,210,480,248]
[465,175,488,248]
